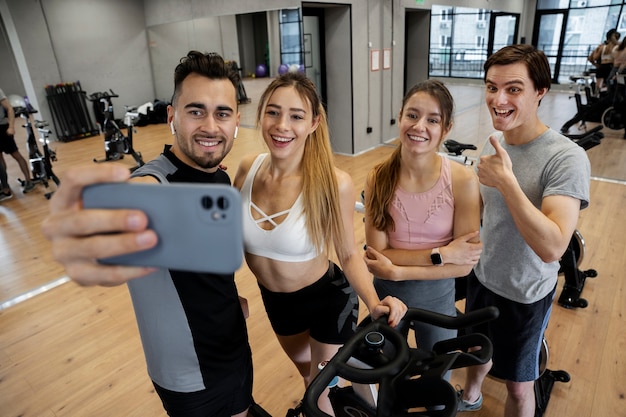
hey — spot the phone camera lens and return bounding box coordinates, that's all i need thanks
[201,196,213,209]
[217,196,229,210]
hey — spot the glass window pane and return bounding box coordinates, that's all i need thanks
[584,0,616,6]
[280,9,300,23]
[493,15,517,52]
[450,8,489,78]
[280,8,302,66]
[556,5,622,83]
[430,6,452,76]
[537,0,573,10]
[537,13,564,81]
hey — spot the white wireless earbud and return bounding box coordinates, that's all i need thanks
[170,121,175,135]
[234,126,238,138]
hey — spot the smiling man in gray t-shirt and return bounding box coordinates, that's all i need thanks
[457,45,591,417]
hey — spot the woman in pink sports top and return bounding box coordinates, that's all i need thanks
[363,80,482,358]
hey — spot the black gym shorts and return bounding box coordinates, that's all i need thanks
[0,124,19,154]
[258,262,359,345]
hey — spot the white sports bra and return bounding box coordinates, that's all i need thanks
[241,154,319,262]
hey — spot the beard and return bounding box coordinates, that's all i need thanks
[176,134,233,170]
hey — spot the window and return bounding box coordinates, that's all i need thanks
[535,2,625,83]
[279,8,303,67]
[569,15,585,32]
[429,5,508,79]
[618,12,626,31]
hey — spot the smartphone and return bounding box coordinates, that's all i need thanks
[82,182,243,274]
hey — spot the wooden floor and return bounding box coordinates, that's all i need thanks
[1,78,625,417]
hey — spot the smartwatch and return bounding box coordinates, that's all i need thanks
[431,247,444,266]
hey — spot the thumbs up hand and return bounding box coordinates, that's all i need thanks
[477,135,514,189]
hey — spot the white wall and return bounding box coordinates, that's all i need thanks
[2,0,153,129]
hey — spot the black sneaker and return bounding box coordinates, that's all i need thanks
[23,181,36,193]
[0,191,13,202]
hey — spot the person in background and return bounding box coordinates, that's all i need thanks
[362,79,482,364]
[609,35,626,80]
[0,157,11,201]
[42,51,252,417]
[457,44,590,417]
[588,28,620,95]
[234,72,407,415]
[0,88,35,194]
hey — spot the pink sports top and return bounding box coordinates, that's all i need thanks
[241,154,319,262]
[387,155,454,250]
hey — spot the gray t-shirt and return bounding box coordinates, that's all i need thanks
[474,129,590,304]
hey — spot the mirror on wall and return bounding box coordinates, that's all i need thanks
[147,14,242,101]
[145,9,291,102]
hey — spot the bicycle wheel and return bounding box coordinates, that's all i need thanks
[601,106,624,130]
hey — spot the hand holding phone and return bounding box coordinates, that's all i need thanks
[82,182,243,274]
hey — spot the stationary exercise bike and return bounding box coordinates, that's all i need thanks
[556,126,602,309]
[13,104,60,199]
[559,72,614,134]
[600,73,626,135]
[88,90,145,171]
[248,306,498,417]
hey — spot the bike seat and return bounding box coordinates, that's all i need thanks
[569,75,592,82]
[13,106,37,117]
[443,139,477,155]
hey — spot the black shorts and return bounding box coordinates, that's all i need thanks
[597,63,613,80]
[259,262,359,344]
[153,355,253,417]
[465,270,555,382]
[0,124,19,154]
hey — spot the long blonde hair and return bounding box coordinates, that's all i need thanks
[367,79,455,232]
[257,73,346,259]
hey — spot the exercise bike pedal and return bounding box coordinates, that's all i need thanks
[93,154,124,163]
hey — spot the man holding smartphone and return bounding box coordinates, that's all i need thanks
[42,51,251,417]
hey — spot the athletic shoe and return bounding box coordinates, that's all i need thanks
[456,388,483,412]
[0,191,12,202]
[22,181,36,193]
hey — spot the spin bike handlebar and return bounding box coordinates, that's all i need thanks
[88,89,119,101]
[302,306,499,417]
[13,106,38,118]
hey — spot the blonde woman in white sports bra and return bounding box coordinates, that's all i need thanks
[234,72,407,415]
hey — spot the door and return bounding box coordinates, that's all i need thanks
[487,12,519,56]
[303,15,322,96]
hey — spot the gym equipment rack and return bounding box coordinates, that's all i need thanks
[45,81,100,142]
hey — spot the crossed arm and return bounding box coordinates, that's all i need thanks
[363,164,482,282]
